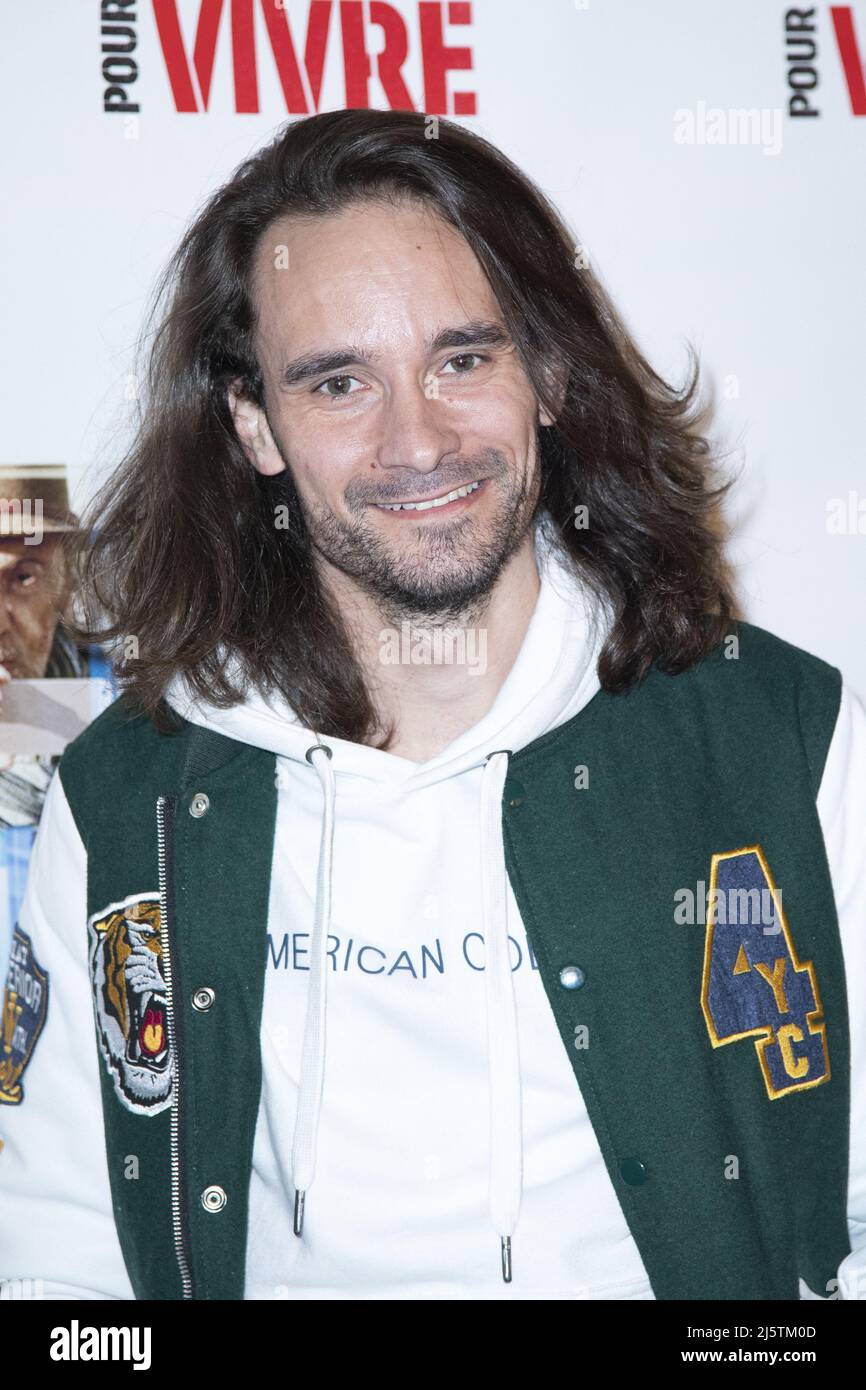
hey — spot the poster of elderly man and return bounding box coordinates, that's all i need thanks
[0,464,113,985]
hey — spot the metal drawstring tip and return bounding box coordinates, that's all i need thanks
[500,1236,512,1283]
[293,1189,305,1237]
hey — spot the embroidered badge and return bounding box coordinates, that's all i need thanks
[0,928,50,1106]
[88,892,173,1115]
[701,844,829,1099]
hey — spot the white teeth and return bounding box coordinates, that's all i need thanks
[377,481,481,512]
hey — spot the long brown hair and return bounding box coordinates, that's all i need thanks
[69,108,739,745]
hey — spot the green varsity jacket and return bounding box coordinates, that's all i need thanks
[54,619,851,1299]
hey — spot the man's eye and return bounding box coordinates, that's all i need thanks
[442,353,486,374]
[315,375,362,399]
[14,568,38,588]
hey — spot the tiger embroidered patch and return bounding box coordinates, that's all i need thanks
[88,892,174,1114]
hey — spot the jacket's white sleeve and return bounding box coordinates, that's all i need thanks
[809,682,866,1300]
[0,766,136,1299]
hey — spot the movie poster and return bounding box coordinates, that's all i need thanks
[0,465,115,986]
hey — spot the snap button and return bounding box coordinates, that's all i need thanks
[189,792,210,819]
[505,778,526,808]
[620,1158,648,1186]
[201,1184,227,1212]
[192,987,215,1012]
[558,964,586,990]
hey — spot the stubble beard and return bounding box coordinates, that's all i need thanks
[268,436,542,628]
[276,446,542,629]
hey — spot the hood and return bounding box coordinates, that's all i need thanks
[163,517,612,1281]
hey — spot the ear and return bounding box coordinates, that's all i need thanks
[227,379,286,476]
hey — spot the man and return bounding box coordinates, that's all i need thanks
[1,109,864,1301]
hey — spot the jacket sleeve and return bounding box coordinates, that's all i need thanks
[810,681,866,1300]
[0,765,136,1299]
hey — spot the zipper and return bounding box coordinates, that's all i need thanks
[156,793,194,1300]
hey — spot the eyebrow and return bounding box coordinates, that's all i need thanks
[278,319,512,388]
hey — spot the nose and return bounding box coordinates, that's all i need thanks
[374,375,462,476]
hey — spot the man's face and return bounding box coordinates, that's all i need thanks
[0,534,68,677]
[238,198,553,621]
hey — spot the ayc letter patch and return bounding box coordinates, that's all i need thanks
[701,844,830,1099]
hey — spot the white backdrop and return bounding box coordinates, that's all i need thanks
[2,0,864,695]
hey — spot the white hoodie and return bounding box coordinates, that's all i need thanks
[2,520,866,1299]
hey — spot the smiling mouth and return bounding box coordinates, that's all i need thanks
[372,480,483,512]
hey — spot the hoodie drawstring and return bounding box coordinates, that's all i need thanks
[480,749,523,1281]
[291,742,335,1238]
[292,742,524,1283]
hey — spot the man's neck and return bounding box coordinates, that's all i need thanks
[320,533,541,761]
